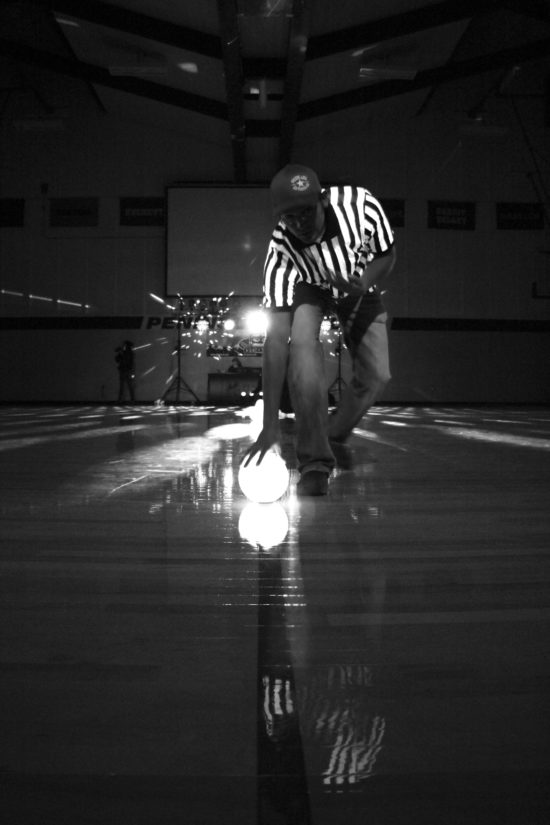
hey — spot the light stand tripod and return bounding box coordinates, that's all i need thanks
[162,295,201,405]
[328,326,346,403]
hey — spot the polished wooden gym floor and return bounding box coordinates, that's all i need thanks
[1,403,549,824]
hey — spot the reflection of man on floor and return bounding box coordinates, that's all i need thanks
[261,664,385,790]
[299,664,386,788]
[257,547,386,809]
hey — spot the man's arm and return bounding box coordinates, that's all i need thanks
[360,245,396,292]
[337,245,396,296]
[244,311,291,465]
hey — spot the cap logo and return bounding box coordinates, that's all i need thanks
[290,174,311,192]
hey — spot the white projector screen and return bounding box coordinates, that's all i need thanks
[166,185,273,297]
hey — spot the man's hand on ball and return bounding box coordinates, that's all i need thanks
[243,425,280,466]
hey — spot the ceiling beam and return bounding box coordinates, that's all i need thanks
[216,0,247,182]
[6,18,549,139]
[298,36,550,121]
[306,0,505,60]
[0,38,227,120]
[278,0,309,167]
[244,34,550,135]
[44,0,222,57]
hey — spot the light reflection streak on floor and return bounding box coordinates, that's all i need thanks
[436,427,550,450]
[363,407,550,451]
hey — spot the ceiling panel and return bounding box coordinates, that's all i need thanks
[1,0,548,181]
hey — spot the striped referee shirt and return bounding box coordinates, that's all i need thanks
[263,185,394,309]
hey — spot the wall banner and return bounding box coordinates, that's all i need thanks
[49,198,98,227]
[428,200,476,230]
[234,335,265,357]
[120,197,165,226]
[496,202,544,230]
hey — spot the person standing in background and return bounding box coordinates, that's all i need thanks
[115,340,135,403]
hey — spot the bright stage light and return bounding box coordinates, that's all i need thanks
[238,502,289,549]
[223,318,235,331]
[238,449,290,503]
[245,310,267,335]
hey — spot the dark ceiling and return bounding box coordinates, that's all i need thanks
[2,0,550,181]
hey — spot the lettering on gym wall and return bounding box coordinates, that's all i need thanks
[496,202,544,230]
[49,198,99,227]
[120,197,165,226]
[427,200,476,230]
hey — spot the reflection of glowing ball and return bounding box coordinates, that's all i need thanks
[238,450,290,503]
[239,502,289,549]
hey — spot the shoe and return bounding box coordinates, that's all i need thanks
[329,439,354,470]
[297,470,329,497]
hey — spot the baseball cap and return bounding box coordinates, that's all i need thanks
[270,164,322,218]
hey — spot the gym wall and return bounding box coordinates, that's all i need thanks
[1,90,548,403]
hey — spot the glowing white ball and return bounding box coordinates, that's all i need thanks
[245,309,267,335]
[238,502,289,549]
[238,449,290,503]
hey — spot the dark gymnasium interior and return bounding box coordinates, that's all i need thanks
[1,1,550,823]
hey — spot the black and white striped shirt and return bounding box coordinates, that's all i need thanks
[263,186,394,309]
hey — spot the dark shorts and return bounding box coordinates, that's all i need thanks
[291,282,385,350]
